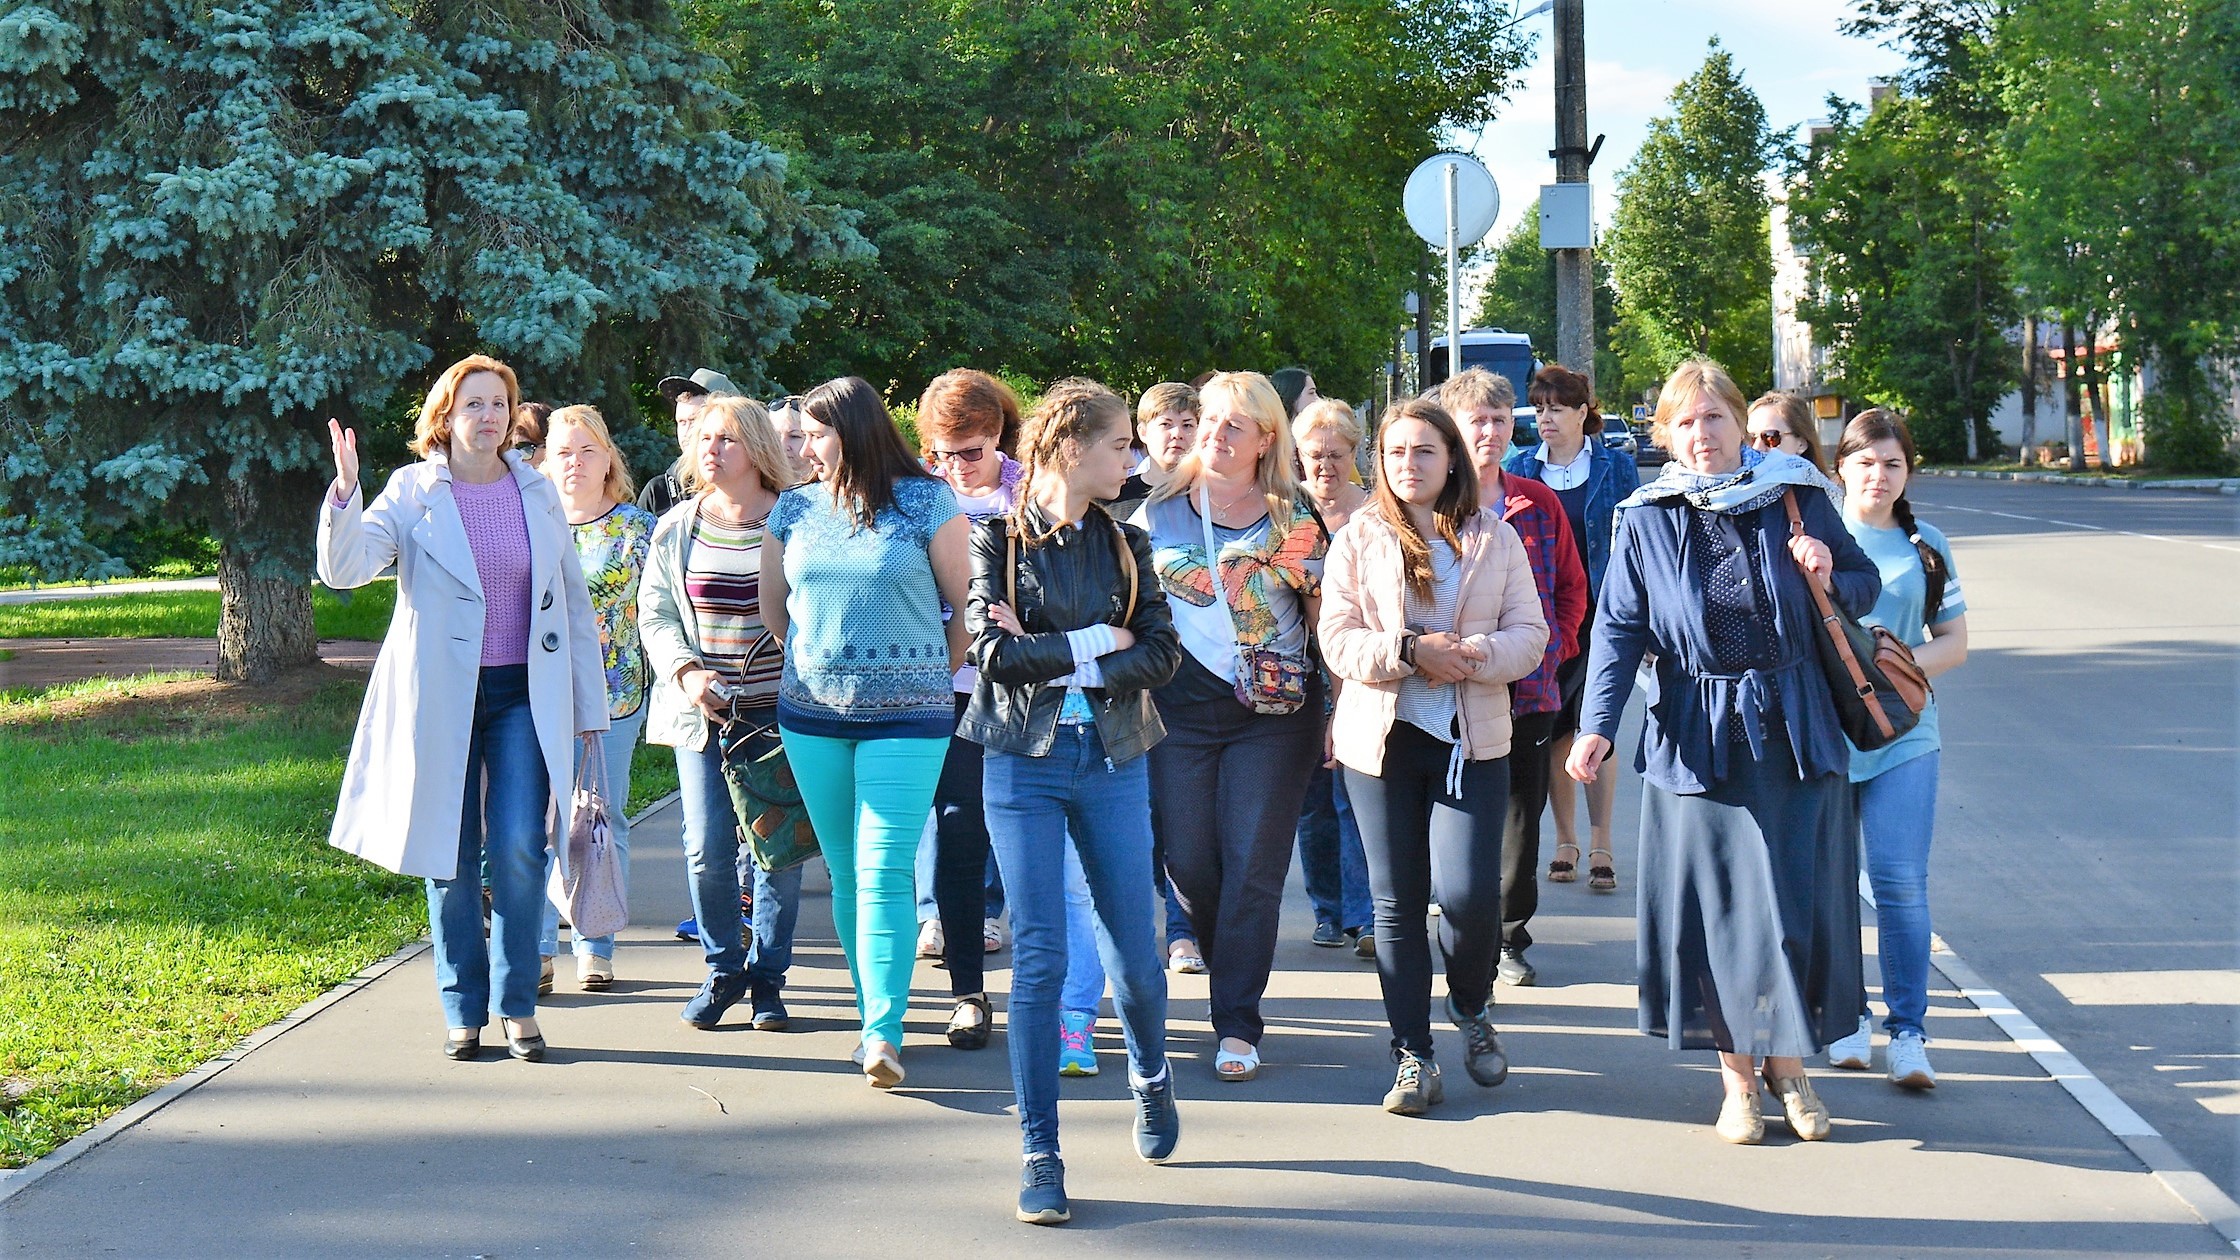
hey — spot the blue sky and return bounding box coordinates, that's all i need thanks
[1462,0,1911,241]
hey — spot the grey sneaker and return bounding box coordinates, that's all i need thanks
[1887,1032,1937,1089]
[1496,949,1537,986]
[1382,1052,1444,1115]
[1447,995,1509,1087]
[1826,1015,1873,1070]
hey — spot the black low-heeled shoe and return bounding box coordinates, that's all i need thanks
[444,1032,483,1061]
[946,994,991,1050]
[503,1020,547,1062]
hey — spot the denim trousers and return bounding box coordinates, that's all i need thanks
[1345,722,1512,1058]
[1296,762,1373,934]
[1152,817,1193,947]
[428,665,549,1029]
[781,729,949,1048]
[1858,750,1939,1038]
[1148,687,1321,1045]
[675,732,805,995]
[540,706,645,960]
[984,726,1168,1157]
[1061,837,1105,1012]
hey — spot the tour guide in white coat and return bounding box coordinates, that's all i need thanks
[317,354,607,1063]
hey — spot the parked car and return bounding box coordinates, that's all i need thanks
[1601,421,1638,459]
[1629,421,1670,467]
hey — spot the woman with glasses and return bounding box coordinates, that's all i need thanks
[1746,393,1830,473]
[768,395,812,481]
[763,376,974,1088]
[1504,364,1637,894]
[916,368,1027,1049]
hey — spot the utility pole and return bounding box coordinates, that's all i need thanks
[1550,0,1595,381]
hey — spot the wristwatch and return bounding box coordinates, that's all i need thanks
[1399,631,1420,667]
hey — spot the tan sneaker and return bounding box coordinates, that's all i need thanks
[1715,1089,1765,1144]
[1766,1074,1832,1141]
[863,1039,905,1089]
[577,956,613,991]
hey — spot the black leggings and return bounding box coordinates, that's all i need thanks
[1345,721,1511,1058]
[932,694,989,997]
[1501,709,1559,953]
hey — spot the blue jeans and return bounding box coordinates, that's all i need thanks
[1061,837,1105,1013]
[1296,763,1373,934]
[1858,751,1938,1039]
[541,707,645,960]
[428,665,549,1029]
[984,727,1168,1156]
[676,736,804,994]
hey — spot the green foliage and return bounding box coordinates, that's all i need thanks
[684,0,1534,404]
[0,0,861,668]
[1606,41,1777,396]
[0,580,397,640]
[1473,202,1648,404]
[2000,0,2240,470]
[1787,85,2016,462]
[0,678,424,1166]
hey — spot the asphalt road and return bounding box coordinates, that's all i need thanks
[1902,477,2240,1195]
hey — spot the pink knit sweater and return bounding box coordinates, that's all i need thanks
[451,475,532,665]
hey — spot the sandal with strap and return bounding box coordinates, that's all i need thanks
[1588,848,1617,893]
[1214,1041,1260,1082]
[1548,842,1580,883]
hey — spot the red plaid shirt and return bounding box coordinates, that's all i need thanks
[1495,472,1587,714]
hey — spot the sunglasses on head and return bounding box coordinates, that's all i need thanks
[768,394,805,411]
[1752,428,1793,447]
[927,445,988,466]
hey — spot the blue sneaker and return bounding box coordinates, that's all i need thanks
[680,972,750,1029]
[1131,1072,1180,1163]
[748,985,789,1032]
[1058,1009,1098,1077]
[675,917,698,941]
[1016,1154,1069,1225]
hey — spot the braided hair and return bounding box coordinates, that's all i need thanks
[1837,408,1948,621]
[1012,377,1129,541]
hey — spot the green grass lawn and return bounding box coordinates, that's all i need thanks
[0,582,397,641]
[0,672,425,1168]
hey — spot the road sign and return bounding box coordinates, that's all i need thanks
[1633,403,1648,423]
[1403,153,1498,249]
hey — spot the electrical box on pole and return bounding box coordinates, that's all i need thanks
[1539,183,1592,249]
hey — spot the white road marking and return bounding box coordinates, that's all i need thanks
[1922,501,2240,555]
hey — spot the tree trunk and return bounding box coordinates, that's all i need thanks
[215,468,319,683]
[2020,313,2039,463]
[2063,320,2085,473]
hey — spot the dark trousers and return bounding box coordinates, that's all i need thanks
[1346,721,1512,1059]
[932,695,990,997]
[1500,709,1559,954]
[1149,688,1321,1045]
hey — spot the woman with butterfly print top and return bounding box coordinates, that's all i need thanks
[1130,371,1329,1085]
[961,379,1183,1224]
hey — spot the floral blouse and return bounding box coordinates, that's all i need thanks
[574,503,657,719]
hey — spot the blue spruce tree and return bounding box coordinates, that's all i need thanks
[0,0,862,679]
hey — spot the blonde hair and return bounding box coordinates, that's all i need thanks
[412,354,520,457]
[683,395,792,496]
[1136,381,1199,426]
[1431,367,1514,415]
[539,405,636,502]
[1650,358,1750,452]
[1152,371,1303,530]
[1292,397,1364,452]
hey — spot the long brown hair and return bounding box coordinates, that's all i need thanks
[1373,397,1479,601]
[802,376,934,530]
[1836,408,1949,620]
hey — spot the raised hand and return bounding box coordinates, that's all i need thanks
[328,418,360,500]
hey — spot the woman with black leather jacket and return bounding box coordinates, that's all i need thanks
[959,378,1183,1226]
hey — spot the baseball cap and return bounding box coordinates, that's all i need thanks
[657,367,738,401]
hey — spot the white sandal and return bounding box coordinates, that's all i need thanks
[1214,1042,1260,1082]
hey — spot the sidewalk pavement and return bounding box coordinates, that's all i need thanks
[0,576,220,605]
[2,789,2226,1255]
[0,638,380,690]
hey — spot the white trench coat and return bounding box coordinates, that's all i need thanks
[316,447,608,880]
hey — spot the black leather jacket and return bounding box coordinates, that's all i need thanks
[958,502,1180,762]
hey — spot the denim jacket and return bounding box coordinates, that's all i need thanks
[1504,438,1639,596]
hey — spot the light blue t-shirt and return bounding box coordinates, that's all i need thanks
[1844,516,1966,781]
[767,476,960,740]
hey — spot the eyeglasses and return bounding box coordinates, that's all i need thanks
[768,395,805,412]
[1751,428,1793,448]
[927,445,988,467]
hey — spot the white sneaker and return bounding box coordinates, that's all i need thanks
[916,918,944,959]
[1826,1015,1873,1070]
[1888,1032,1937,1089]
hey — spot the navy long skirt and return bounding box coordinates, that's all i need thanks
[1635,734,1864,1057]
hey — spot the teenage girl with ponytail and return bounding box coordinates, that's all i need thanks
[1823,409,1971,1090]
[961,378,1184,1224]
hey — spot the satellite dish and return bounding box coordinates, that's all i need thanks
[1403,153,1499,249]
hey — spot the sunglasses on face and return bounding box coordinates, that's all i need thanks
[1752,428,1793,447]
[927,445,988,467]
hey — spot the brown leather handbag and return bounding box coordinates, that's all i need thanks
[1782,491,1930,750]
